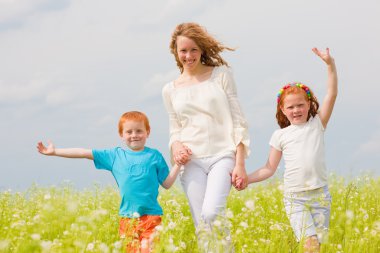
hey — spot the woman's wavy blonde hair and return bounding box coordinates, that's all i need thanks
[170,22,234,73]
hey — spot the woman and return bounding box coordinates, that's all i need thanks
[162,22,250,251]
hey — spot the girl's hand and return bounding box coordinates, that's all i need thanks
[172,141,192,165]
[37,141,55,156]
[231,165,248,191]
[312,47,334,65]
[234,177,244,190]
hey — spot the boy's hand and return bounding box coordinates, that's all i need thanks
[312,47,334,65]
[37,141,55,156]
[172,142,192,165]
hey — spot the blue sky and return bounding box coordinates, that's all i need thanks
[1,0,379,190]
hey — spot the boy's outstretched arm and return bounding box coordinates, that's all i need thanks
[247,147,282,184]
[162,164,181,189]
[312,47,338,128]
[37,141,93,160]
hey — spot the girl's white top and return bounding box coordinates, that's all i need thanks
[162,65,250,159]
[270,115,328,193]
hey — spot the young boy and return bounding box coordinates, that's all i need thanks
[37,111,180,253]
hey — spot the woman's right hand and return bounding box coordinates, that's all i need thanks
[171,141,192,165]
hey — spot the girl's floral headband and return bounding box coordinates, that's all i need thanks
[277,82,311,103]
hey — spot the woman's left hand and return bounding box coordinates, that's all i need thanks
[231,165,248,191]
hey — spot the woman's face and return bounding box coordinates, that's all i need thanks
[176,36,202,72]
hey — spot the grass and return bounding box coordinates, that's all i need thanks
[0,175,379,252]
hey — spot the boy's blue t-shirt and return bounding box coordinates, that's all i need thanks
[92,146,170,218]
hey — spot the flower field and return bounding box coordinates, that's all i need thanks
[1,175,379,253]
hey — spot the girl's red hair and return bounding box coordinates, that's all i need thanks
[276,85,319,128]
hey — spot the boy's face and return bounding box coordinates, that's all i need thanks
[120,120,149,151]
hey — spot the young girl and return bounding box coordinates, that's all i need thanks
[240,48,337,252]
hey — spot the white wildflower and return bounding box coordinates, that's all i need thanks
[40,241,52,252]
[44,194,51,200]
[245,200,255,211]
[168,221,176,229]
[86,243,95,251]
[31,233,41,240]
[67,201,78,213]
[11,220,26,228]
[226,209,234,219]
[269,223,283,231]
[213,220,222,227]
[239,221,248,229]
[346,210,354,220]
[113,241,122,249]
[99,243,109,253]
[179,241,186,249]
[373,221,380,231]
[0,240,10,250]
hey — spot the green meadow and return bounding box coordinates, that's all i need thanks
[1,175,379,252]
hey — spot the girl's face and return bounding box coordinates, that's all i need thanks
[176,35,202,72]
[281,93,310,125]
[120,120,149,151]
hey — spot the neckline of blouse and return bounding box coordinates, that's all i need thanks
[172,66,219,89]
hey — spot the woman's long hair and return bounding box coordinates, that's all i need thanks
[169,22,234,73]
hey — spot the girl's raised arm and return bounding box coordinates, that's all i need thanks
[312,48,338,128]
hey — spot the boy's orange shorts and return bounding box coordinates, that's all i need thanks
[119,215,162,253]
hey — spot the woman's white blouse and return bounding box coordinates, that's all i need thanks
[162,65,250,159]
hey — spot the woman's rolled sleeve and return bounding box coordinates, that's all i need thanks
[234,127,251,157]
[221,66,251,157]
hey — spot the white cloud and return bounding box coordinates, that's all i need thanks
[0,0,70,26]
[356,130,380,155]
[0,76,48,102]
[45,86,77,106]
[142,69,178,98]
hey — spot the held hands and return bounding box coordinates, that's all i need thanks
[37,141,55,156]
[172,141,192,165]
[312,47,334,66]
[231,165,248,191]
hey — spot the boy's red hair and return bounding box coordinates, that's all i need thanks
[118,111,150,136]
